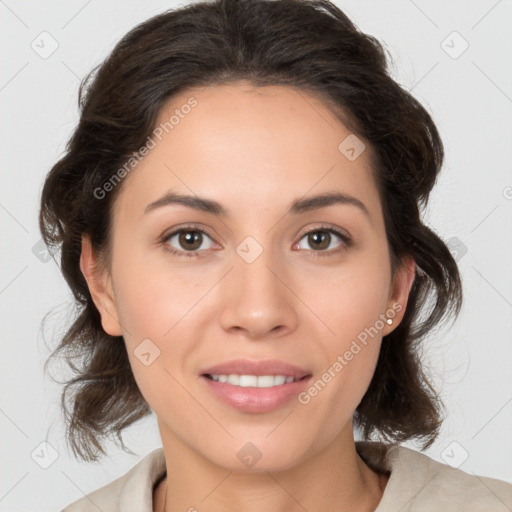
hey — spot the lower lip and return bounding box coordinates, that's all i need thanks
[200,375,312,413]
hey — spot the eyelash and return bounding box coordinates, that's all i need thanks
[159,224,352,259]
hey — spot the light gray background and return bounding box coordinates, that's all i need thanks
[1,0,511,510]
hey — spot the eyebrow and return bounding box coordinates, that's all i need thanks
[143,190,370,219]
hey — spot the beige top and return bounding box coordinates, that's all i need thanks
[61,441,512,511]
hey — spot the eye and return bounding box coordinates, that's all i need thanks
[160,224,351,259]
[294,226,351,256]
[161,226,216,258]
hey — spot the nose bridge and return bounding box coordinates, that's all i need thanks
[219,237,298,338]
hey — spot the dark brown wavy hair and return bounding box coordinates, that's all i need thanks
[39,0,463,462]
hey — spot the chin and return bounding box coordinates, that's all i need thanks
[202,436,312,473]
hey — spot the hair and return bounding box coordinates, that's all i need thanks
[39,0,463,463]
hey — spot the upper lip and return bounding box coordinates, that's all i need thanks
[200,359,311,380]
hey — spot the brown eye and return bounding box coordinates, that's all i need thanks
[164,228,215,254]
[178,230,203,251]
[307,231,331,251]
[295,227,350,254]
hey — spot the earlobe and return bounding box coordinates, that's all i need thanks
[383,256,416,335]
[79,234,123,337]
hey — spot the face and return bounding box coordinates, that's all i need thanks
[82,81,414,472]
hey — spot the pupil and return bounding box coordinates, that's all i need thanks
[310,231,329,250]
[180,231,201,250]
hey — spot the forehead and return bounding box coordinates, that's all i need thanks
[112,81,382,225]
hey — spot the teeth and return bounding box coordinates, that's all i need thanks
[209,374,296,387]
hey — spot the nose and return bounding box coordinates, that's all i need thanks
[219,248,299,340]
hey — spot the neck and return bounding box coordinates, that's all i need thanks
[154,425,387,512]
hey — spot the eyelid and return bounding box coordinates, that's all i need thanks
[161,223,213,240]
[295,222,351,241]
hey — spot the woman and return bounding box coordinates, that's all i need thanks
[39,0,512,510]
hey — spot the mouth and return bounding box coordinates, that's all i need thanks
[199,358,311,382]
[198,360,313,413]
[202,373,311,388]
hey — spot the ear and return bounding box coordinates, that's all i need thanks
[382,255,416,336]
[79,234,123,337]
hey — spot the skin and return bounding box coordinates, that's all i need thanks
[80,80,416,512]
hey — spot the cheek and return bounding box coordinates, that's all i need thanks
[319,249,391,344]
[110,266,199,411]
[302,248,389,405]
[110,236,202,339]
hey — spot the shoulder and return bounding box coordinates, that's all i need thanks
[356,441,512,512]
[61,448,166,512]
